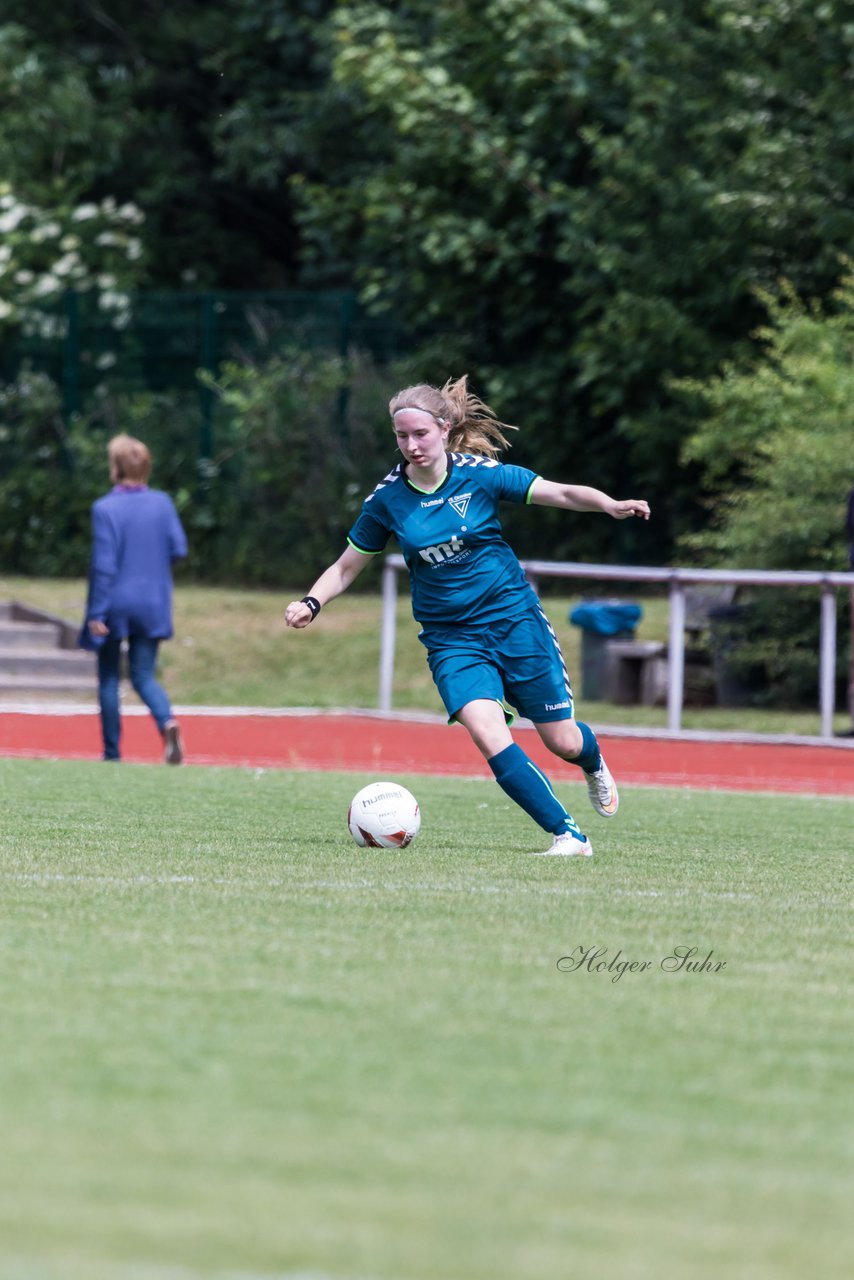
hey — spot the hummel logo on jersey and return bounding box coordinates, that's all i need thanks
[448,493,472,519]
[420,498,444,508]
[419,535,465,564]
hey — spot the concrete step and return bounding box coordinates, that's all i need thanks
[0,620,63,650]
[0,651,96,678]
[0,599,80,646]
[0,675,99,700]
[0,600,98,702]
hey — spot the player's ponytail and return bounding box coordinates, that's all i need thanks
[389,375,517,460]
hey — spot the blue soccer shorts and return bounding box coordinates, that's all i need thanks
[419,606,575,724]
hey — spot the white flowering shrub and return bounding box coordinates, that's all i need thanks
[0,185,145,337]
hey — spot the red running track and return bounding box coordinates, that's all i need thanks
[1,708,853,796]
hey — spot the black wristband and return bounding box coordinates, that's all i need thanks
[301,595,322,620]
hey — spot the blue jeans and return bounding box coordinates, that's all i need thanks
[97,635,173,761]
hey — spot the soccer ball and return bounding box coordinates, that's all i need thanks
[347,781,421,848]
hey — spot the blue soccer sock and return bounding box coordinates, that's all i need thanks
[488,742,585,837]
[572,720,602,774]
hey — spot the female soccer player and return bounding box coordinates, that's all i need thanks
[285,377,650,855]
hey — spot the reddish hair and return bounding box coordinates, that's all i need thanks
[108,434,151,483]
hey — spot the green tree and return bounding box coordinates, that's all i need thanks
[291,0,854,558]
[0,23,148,337]
[680,273,854,571]
[0,2,339,289]
[0,22,131,201]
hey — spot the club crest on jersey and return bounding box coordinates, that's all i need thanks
[448,493,472,519]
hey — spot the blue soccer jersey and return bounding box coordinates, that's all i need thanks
[347,452,540,626]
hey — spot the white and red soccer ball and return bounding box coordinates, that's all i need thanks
[348,781,421,848]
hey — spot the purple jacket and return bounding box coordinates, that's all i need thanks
[81,485,188,648]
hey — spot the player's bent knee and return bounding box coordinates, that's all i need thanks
[456,699,513,758]
[536,718,584,759]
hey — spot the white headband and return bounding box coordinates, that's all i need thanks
[392,406,446,425]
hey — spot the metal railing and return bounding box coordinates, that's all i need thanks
[378,555,854,738]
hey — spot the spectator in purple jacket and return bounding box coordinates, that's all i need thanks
[81,434,188,763]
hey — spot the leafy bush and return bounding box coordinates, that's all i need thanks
[0,369,100,574]
[678,273,854,706]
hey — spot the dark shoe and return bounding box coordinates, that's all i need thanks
[163,720,184,765]
[834,727,854,738]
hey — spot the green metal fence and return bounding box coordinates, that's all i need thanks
[2,288,406,450]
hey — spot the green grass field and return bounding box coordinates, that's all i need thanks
[1,757,851,1280]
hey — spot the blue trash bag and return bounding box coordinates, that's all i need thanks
[569,600,643,636]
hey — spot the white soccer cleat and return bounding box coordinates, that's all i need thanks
[584,756,619,817]
[532,831,593,857]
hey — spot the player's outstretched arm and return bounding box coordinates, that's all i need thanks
[285,545,372,628]
[530,479,650,521]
